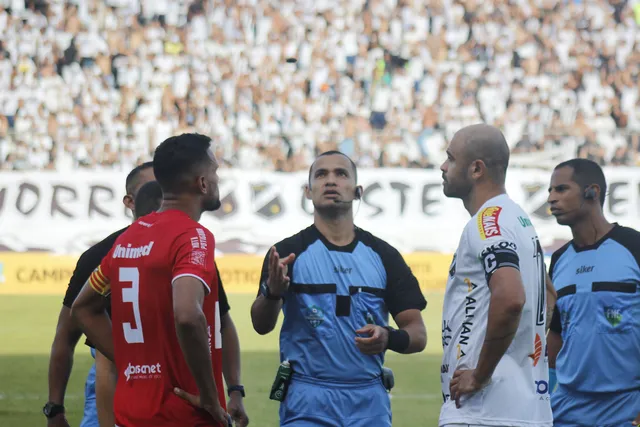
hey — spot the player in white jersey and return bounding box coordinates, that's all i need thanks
[438,124,553,427]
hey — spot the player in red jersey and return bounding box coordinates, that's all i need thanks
[72,133,230,427]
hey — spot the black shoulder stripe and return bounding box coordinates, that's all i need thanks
[289,283,337,294]
[557,285,576,299]
[592,282,637,294]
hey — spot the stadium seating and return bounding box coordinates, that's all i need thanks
[0,0,639,171]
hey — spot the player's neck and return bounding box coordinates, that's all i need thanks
[571,213,613,247]
[158,197,202,222]
[464,185,506,216]
[314,214,356,246]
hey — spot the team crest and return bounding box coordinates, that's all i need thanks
[604,306,622,327]
[305,305,325,328]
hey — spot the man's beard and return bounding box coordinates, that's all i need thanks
[203,197,221,212]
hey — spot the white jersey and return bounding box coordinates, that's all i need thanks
[440,194,553,427]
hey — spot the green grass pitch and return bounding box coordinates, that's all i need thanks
[0,293,445,426]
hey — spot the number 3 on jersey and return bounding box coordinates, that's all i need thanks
[119,267,222,348]
[120,267,145,344]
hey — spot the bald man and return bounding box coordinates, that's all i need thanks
[438,124,553,427]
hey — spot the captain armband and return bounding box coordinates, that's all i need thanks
[384,326,410,353]
[88,267,111,297]
[480,241,520,283]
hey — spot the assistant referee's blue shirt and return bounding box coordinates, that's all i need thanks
[259,225,427,382]
[549,224,640,393]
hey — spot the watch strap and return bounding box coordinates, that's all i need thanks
[43,402,65,418]
[260,281,282,300]
[227,385,245,397]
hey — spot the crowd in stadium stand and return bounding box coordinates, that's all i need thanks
[0,0,639,172]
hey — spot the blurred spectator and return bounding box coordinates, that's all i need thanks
[0,0,639,172]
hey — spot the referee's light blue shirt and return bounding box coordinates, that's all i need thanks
[549,224,640,393]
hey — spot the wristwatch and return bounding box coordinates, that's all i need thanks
[43,402,65,418]
[260,281,282,301]
[227,385,246,398]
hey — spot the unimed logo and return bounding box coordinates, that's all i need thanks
[124,362,162,381]
[112,242,154,259]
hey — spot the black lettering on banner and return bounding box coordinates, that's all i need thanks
[390,182,410,214]
[480,241,520,282]
[51,185,77,218]
[16,268,73,283]
[16,182,40,215]
[421,183,440,216]
[362,182,383,217]
[441,364,449,374]
[89,185,114,218]
[608,182,627,216]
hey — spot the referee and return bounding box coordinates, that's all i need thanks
[44,162,154,427]
[251,151,427,427]
[547,158,640,427]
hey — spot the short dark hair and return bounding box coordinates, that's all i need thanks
[308,150,358,184]
[153,133,213,193]
[134,181,163,218]
[125,161,153,195]
[555,158,607,206]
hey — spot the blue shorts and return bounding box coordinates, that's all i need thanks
[80,347,98,427]
[551,385,640,427]
[279,374,391,427]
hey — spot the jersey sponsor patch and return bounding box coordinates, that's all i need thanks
[480,240,520,282]
[190,250,207,266]
[477,206,502,239]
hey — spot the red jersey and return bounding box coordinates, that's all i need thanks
[88,210,226,427]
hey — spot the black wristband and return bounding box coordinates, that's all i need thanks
[260,281,282,301]
[385,327,410,353]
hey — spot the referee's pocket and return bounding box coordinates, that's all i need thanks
[295,293,336,338]
[593,283,637,334]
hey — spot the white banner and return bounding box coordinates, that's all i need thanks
[0,168,639,255]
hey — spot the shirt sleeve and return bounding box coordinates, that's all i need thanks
[171,226,216,294]
[471,206,520,284]
[381,244,428,317]
[215,263,230,317]
[88,247,114,297]
[63,251,99,307]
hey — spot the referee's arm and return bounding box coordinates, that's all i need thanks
[251,246,294,335]
[46,250,97,414]
[547,306,563,369]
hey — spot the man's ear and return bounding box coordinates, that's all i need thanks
[469,160,486,180]
[123,194,134,211]
[304,184,312,200]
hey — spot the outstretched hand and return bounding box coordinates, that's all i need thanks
[266,246,295,297]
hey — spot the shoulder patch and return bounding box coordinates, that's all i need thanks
[477,206,502,240]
